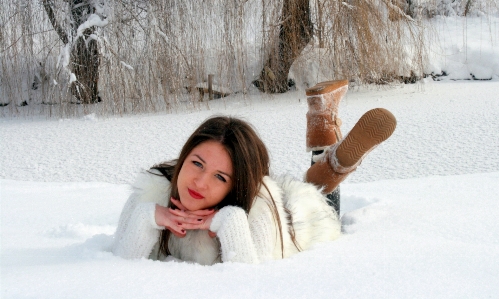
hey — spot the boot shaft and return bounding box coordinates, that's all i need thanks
[306,80,348,151]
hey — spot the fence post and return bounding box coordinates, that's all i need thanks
[208,74,214,101]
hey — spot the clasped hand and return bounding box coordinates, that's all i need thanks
[155,197,217,238]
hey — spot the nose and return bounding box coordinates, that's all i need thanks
[194,172,209,189]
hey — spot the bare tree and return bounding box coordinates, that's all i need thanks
[43,0,104,103]
[254,0,313,93]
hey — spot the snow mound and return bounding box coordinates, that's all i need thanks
[44,223,115,239]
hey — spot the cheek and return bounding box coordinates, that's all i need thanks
[176,166,189,194]
[177,163,190,183]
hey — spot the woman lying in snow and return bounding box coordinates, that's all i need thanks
[112,80,397,265]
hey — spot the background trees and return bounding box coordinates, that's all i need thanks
[1,0,496,116]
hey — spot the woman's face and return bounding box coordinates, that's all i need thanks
[177,140,233,211]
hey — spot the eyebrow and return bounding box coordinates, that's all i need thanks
[193,154,232,178]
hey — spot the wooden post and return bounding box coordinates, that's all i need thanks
[208,74,214,101]
[317,0,324,48]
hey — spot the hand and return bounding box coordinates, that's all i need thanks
[169,198,218,238]
[154,204,188,238]
[154,197,213,238]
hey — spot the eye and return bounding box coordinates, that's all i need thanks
[215,174,227,183]
[193,161,202,168]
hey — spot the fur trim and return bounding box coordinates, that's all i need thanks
[132,169,171,206]
[274,175,341,251]
[250,176,341,258]
[168,230,221,265]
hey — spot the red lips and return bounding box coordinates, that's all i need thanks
[188,188,204,200]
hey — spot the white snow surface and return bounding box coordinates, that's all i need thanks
[425,16,499,80]
[2,16,499,299]
[2,79,499,298]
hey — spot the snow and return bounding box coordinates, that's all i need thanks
[425,16,499,80]
[56,43,71,69]
[2,15,499,299]
[2,79,499,298]
[120,61,134,71]
[69,73,77,84]
[76,14,108,38]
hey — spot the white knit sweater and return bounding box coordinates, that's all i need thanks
[112,170,341,265]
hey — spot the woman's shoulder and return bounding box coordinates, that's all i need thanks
[131,169,171,205]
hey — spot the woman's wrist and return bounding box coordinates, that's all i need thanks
[209,206,245,233]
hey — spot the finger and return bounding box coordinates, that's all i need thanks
[172,207,215,217]
[166,225,186,238]
[178,223,204,230]
[170,199,215,216]
[169,208,205,220]
[208,231,217,238]
[169,208,189,217]
[174,215,205,225]
[184,209,216,216]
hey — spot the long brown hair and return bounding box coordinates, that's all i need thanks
[152,116,288,257]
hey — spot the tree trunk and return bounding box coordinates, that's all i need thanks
[255,0,313,93]
[317,0,325,48]
[71,29,100,103]
[464,0,473,16]
[69,0,100,103]
[43,0,101,103]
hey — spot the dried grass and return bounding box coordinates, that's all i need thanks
[1,0,493,117]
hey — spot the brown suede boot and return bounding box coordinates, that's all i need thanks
[306,80,349,152]
[305,108,397,194]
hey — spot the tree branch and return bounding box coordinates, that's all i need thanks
[42,0,69,44]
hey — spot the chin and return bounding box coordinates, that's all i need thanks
[179,197,202,211]
[179,199,196,211]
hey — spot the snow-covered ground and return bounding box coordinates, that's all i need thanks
[2,16,499,299]
[2,79,499,298]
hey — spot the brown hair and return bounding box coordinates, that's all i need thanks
[152,116,288,257]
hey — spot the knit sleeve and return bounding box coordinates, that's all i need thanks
[209,205,275,264]
[112,193,163,259]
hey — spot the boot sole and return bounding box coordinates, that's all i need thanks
[336,108,396,168]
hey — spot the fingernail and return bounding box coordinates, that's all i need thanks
[198,219,203,222]
[181,229,185,233]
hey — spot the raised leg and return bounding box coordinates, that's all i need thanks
[306,80,348,214]
[306,108,397,195]
[311,150,340,215]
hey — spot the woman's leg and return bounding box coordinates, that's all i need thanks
[306,80,348,215]
[311,150,341,215]
[306,108,397,196]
